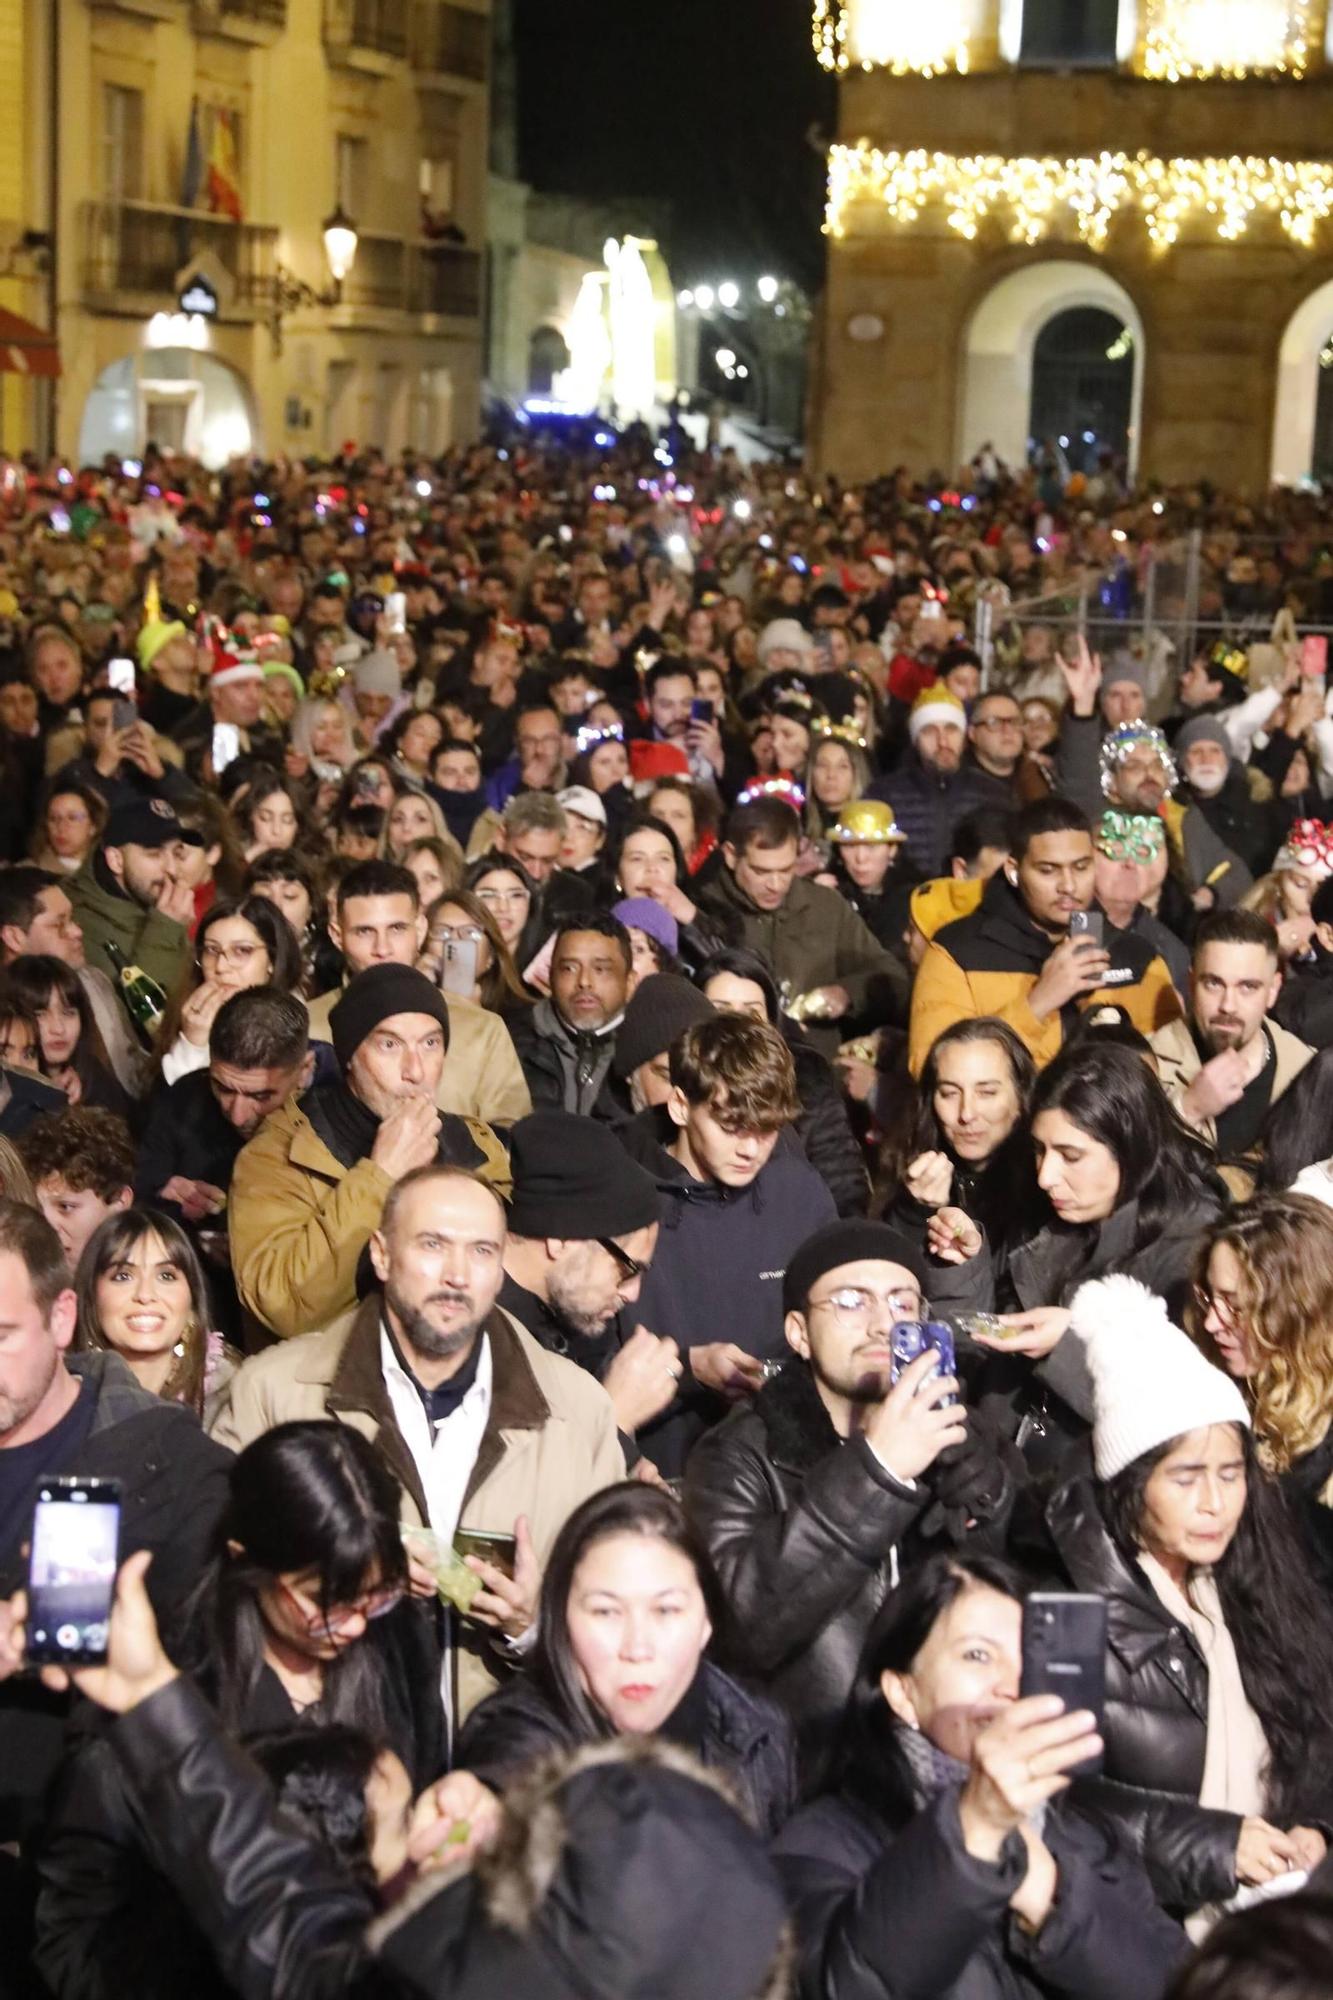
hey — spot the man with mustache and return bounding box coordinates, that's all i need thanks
[684,1221,1014,1771]
[1152,909,1314,1161]
[213,1161,624,1729]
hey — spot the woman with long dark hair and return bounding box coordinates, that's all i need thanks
[75,1206,238,1425]
[3,953,130,1115]
[939,1040,1228,1466]
[1040,1274,1333,1927]
[878,1015,1037,1252]
[455,1481,794,1837]
[774,1551,1185,2000]
[33,1423,444,2000]
[1256,1043,1333,1195]
[608,812,733,975]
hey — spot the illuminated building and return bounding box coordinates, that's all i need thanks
[809,0,1333,486]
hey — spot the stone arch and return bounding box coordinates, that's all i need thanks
[1271,277,1333,485]
[957,259,1145,476]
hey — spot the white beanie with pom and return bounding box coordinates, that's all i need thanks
[1068,1273,1250,1481]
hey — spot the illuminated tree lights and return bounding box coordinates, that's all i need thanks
[812,0,978,73]
[1140,0,1313,80]
[825,145,1333,250]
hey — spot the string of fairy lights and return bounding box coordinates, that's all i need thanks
[812,0,1318,78]
[825,145,1333,250]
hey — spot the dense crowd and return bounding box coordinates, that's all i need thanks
[2,436,1333,1996]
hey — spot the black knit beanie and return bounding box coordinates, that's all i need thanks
[782,1220,930,1317]
[329,963,450,1069]
[508,1111,661,1238]
[612,974,715,1080]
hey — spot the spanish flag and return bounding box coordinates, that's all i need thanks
[206,108,243,223]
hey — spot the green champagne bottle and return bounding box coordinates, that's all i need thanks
[103,940,168,1045]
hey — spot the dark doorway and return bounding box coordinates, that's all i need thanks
[1313,342,1333,483]
[1029,307,1133,474]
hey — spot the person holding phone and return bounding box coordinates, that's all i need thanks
[909,797,1183,1075]
[775,1551,1186,2000]
[1038,1274,1333,1929]
[686,1219,1015,1769]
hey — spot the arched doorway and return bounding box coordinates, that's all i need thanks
[79,347,255,467]
[957,261,1144,477]
[1272,279,1333,485]
[527,324,570,396]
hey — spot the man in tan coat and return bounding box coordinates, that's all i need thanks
[1150,908,1314,1157]
[309,858,530,1128]
[213,1164,623,1724]
[229,963,510,1342]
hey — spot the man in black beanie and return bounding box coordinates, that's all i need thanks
[229,962,511,1341]
[500,1111,682,1447]
[685,1218,1015,1773]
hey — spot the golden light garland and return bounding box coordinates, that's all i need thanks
[826,145,1333,251]
[1139,0,1312,79]
[812,0,975,73]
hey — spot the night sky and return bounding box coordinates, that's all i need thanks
[511,0,835,296]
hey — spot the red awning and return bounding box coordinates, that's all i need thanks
[0,308,60,378]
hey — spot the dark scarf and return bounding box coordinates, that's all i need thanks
[427,779,487,846]
[305,1076,486,1175]
[896,1721,970,1803]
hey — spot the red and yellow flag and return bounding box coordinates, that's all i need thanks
[206,108,243,223]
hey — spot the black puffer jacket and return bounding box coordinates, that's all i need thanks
[789,1036,871,1217]
[1040,1472,1333,1914]
[456,1660,796,1838]
[684,1361,1015,1773]
[776,1784,1186,2000]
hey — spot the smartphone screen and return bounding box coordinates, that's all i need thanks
[107,657,136,696]
[453,1528,516,1579]
[890,1320,958,1403]
[440,937,479,997]
[212,723,241,775]
[1302,635,1328,679]
[385,591,407,636]
[27,1477,121,1665]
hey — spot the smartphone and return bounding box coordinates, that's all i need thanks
[453,1528,516,1580]
[110,698,138,733]
[690,697,715,725]
[385,590,407,636]
[353,767,383,802]
[890,1320,958,1403]
[1069,909,1105,948]
[211,722,241,775]
[1021,1592,1107,1776]
[107,657,136,696]
[26,1476,122,1666]
[440,936,479,998]
[919,598,945,622]
[1302,635,1328,679]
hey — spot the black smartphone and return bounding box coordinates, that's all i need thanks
[690,698,715,724]
[1021,1592,1106,1776]
[26,1475,122,1666]
[1069,910,1105,948]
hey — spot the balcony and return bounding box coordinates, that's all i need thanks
[342,233,482,317]
[323,0,408,70]
[192,0,287,38]
[412,1,488,81]
[80,200,278,318]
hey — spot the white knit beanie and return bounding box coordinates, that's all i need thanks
[1069,1273,1250,1481]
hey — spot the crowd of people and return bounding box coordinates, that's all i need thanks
[1,434,1333,1996]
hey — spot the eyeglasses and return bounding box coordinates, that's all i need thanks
[432,924,484,945]
[477,886,530,908]
[808,1286,926,1328]
[1192,1282,1241,1321]
[275,1576,405,1640]
[199,940,264,968]
[974,714,1022,731]
[597,1236,646,1284]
